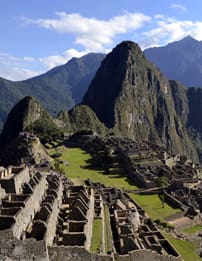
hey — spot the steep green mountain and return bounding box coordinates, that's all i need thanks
[144,36,202,87]
[83,41,198,161]
[0,96,63,147]
[68,104,107,135]
[54,105,108,135]
[0,95,107,149]
[0,53,105,130]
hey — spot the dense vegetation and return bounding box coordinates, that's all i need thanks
[28,111,63,144]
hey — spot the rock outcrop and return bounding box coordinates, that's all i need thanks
[0,96,63,146]
[68,104,107,135]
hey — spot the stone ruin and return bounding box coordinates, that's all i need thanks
[0,162,182,261]
[87,180,181,260]
[66,134,199,190]
[65,133,202,228]
[165,181,202,219]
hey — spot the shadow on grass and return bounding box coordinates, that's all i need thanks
[81,156,139,188]
[153,207,164,210]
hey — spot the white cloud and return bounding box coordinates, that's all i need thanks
[5,11,202,80]
[0,53,40,80]
[23,56,35,62]
[0,66,41,81]
[40,48,88,69]
[140,16,202,49]
[171,4,187,12]
[20,12,151,51]
[0,48,92,80]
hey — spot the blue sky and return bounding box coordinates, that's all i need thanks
[1,0,202,80]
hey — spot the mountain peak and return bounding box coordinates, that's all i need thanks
[0,96,44,146]
[168,35,199,47]
[83,40,146,128]
[144,35,202,87]
[112,40,144,59]
[116,40,140,49]
[181,35,197,42]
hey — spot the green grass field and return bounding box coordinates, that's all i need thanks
[129,193,182,221]
[90,218,103,253]
[163,232,202,261]
[183,225,202,234]
[104,206,113,254]
[58,148,138,189]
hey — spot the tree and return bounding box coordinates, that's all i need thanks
[156,176,168,187]
[159,192,165,208]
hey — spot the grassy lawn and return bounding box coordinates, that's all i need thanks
[129,193,182,221]
[163,232,202,261]
[90,218,103,253]
[104,206,113,254]
[183,225,202,234]
[58,148,138,189]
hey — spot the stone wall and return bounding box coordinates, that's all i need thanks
[118,149,147,188]
[48,246,113,261]
[45,177,63,246]
[0,185,6,201]
[0,232,48,261]
[12,174,47,238]
[12,167,30,194]
[11,238,48,261]
[163,190,186,211]
[0,167,30,194]
[115,249,182,261]
[84,188,94,251]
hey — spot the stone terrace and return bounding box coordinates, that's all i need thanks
[0,162,182,261]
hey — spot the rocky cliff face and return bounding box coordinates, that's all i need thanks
[0,96,62,147]
[0,96,43,146]
[83,41,198,161]
[68,104,107,135]
[54,105,107,135]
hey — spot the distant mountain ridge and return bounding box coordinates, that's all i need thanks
[144,36,202,87]
[0,53,105,129]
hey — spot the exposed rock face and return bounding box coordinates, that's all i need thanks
[186,87,202,161]
[0,96,43,146]
[83,41,198,161]
[0,96,62,147]
[54,105,107,135]
[54,110,72,132]
[187,87,202,134]
[0,134,51,166]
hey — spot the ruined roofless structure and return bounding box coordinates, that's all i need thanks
[0,165,182,261]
